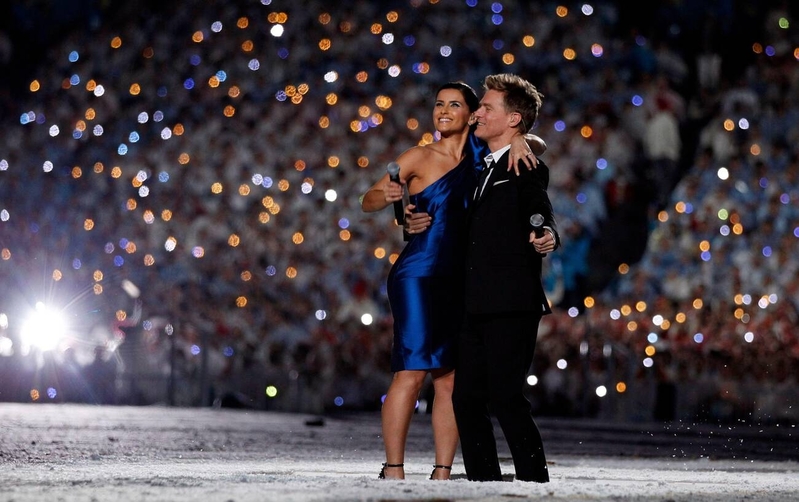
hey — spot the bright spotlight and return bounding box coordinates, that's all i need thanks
[20,302,67,352]
[0,335,12,356]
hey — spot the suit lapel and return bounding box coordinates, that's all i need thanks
[477,151,510,202]
[475,165,494,201]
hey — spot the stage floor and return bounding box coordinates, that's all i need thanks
[1,403,797,501]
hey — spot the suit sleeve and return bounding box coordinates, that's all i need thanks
[519,158,560,250]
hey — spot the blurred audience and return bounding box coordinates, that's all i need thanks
[0,1,797,424]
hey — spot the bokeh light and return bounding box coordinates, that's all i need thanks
[0,0,794,423]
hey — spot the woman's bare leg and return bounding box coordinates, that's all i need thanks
[430,368,458,480]
[381,370,427,479]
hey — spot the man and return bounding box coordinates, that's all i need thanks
[453,73,558,483]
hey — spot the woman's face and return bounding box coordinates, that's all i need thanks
[433,88,473,135]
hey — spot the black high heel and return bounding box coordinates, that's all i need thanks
[430,464,452,480]
[378,462,404,479]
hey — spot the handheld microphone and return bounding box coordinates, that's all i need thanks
[529,213,545,237]
[530,213,547,256]
[386,162,406,226]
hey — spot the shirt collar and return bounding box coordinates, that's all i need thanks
[484,144,512,167]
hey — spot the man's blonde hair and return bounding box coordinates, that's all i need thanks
[483,73,543,132]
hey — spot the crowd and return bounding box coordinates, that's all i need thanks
[0,0,797,424]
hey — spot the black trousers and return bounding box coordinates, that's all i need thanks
[453,311,549,482]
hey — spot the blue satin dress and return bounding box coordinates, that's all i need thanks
[386,133,489,371]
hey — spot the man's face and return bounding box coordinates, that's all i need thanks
[473,89,514,142]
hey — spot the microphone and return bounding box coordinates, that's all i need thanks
[386,162,406,226]
[530,213,547,256]
[529,213,545,237]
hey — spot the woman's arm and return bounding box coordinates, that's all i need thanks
[528,133,547,156]
[360,148,420,212]
[507,133,547,174]
[361,171,402,212]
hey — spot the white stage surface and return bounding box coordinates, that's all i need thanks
[1,403,797,501]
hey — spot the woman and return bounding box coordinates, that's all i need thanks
[361,82,545,480]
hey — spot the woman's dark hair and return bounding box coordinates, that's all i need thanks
[436,81,480,112]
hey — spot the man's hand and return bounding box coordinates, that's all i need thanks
[403,204,431,235]
[530,229,556,254]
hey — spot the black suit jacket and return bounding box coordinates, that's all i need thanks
[464,150,559,315]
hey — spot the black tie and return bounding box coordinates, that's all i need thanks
[476,156,493,200]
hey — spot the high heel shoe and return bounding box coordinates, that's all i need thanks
[430,464,452,480]
[378,462,404,479]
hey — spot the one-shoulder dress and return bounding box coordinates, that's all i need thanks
[386,133,488,371]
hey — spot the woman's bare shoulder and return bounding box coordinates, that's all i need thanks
[395,145,429,172]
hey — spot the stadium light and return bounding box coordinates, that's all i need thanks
[19,302,67,352]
